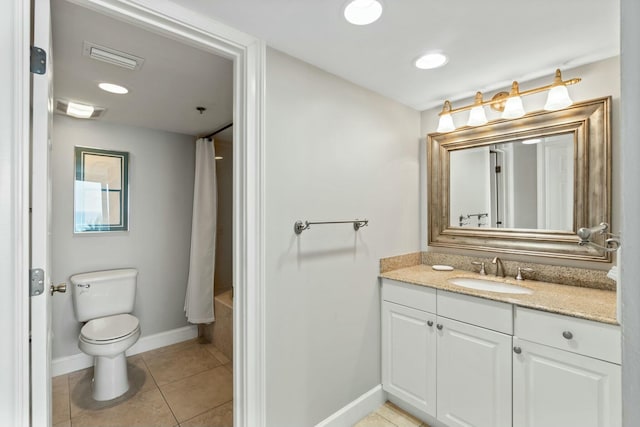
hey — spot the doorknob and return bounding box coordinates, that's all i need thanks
[50,283,67,295]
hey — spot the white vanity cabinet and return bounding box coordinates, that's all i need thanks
[512,307,621,427]
[381,279,437,415]
[381,279,513,427]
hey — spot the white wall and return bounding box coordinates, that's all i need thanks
[420,56,621,269]
[51,115,195,359]
[264,48,420,427]
[214,137,233,295]
[620,0,640,425]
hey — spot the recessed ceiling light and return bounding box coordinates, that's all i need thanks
[344,0,383,26]
[98,82,129,94]
[66,102,95,119]
[415,52,448,70]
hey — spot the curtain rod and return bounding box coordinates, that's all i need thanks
[200,122,233,140]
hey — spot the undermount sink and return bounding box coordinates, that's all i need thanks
[447,277,534,295]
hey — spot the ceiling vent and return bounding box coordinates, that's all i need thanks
[82,41,145,71]
[55,99,106,119]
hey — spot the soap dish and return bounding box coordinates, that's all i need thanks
[432,265,454,271]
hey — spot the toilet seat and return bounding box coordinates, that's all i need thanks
[80,313,140,344]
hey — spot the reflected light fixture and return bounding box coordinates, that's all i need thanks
[522,138,542,145]
[437,101,455,132]
[467,92,488,126]
[436,69,581,133]
[501,81,525,119]
[415,52,448,70]
[344,0,383,25]
[98,82,129,94]
[66,102,95,119]
[215,156,224,160]
[544,69,573,110]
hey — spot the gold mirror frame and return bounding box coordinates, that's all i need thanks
[427,96,611,262]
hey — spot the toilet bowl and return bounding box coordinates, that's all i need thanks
[71,269,140,401]
[77,313,141,401]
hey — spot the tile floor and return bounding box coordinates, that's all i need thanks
[52,339,233,427]
[354,402,430,427]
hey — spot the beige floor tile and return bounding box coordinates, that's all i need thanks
[180,400,233,427]
[354,413,397,427]
[141,339,199,359]
[69,356,158,418]
[222,362,233,375]
[377,402,425,427]
[144,343,222,386]
[53,419,71,427]
[71,388,177,427]
[203,343,231,365]
[52,374,70,425]
[161,366,233,423]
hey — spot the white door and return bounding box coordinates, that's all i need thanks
[31,0,55,424]
[513,337,621,427]
[436,317,512,427]
[382,301,437,416]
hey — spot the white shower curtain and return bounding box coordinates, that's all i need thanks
[184,137,217,324]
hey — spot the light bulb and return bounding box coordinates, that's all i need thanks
[344,0,383,25]
[502,96,525,119]
[544,85,572,110]
[67,102,95,119]
[437,114,455,132]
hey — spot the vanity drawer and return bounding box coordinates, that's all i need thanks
[381,278,436,313]
[514,306,621,364]
[437,290,513,335]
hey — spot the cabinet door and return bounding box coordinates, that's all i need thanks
[382,301,437,416]
[437,317,512,427]
[513,337,621,427]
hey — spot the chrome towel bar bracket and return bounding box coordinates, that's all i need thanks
[294,219,369,235]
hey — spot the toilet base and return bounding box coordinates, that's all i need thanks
[92,353,130,401]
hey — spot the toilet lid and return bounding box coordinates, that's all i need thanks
[81,314,139,342]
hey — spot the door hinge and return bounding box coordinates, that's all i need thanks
[30,46,46,75]
[30,268,45,296]
[495,165,502,173]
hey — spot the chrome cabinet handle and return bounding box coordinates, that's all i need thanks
[427,321,434,327]
[513,346,522,354]
[50,283,67,295]
[436,324,443,330]
[562,331,574,340]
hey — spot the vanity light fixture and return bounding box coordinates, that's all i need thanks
[467,92,488,126]
[501,81,525,119]
[343,0,383,25]
[436,69,581,133]
[98,82,129,94]
[436,100,456,132]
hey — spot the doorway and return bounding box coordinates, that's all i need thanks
[27,0,266,426]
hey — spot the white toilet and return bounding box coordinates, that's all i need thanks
[70,268,141,401]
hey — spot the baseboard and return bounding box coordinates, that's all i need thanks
[314,385,386,427]
[52,325,198,377]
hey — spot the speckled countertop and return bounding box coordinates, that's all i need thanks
[380,264,618,325]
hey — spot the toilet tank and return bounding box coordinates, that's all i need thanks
[70,268,138,322]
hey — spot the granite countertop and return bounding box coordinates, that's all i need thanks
[380,264,618,325]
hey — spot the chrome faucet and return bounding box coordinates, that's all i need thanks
[491,256,505,277]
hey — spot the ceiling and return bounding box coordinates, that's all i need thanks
[52,0,619,138]
[52,0,234,137]
[179,0,619,111]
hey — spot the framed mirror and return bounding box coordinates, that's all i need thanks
[427,97,611,262]
[74,146,129,233]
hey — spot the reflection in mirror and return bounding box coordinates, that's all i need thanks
[450,132,574,231]
[74,147,129,232]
